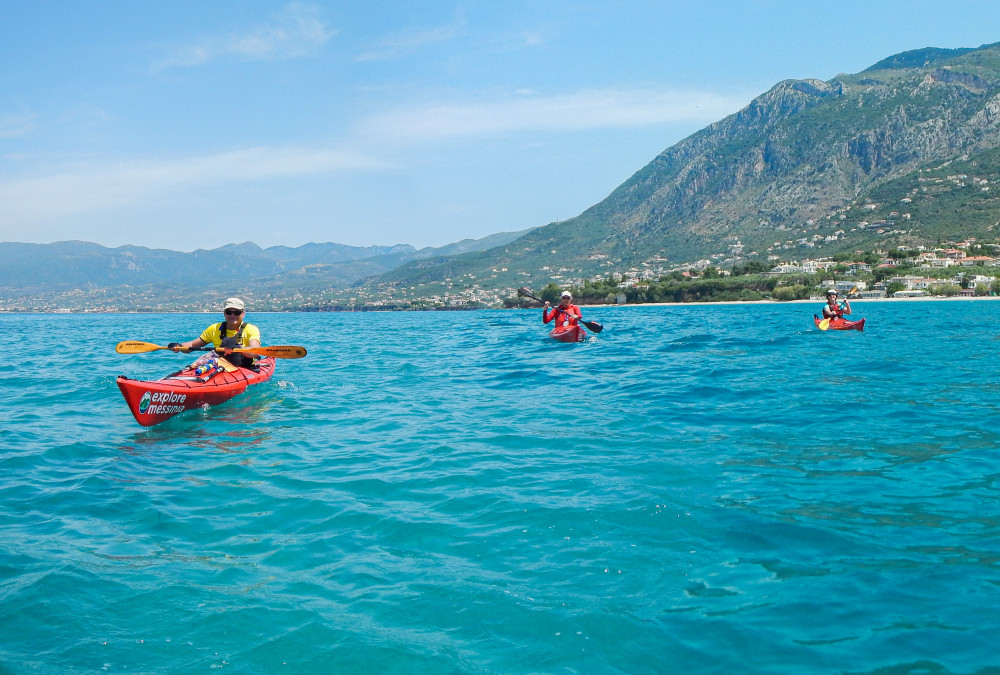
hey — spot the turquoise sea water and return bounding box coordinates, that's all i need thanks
[2,301,1000,674]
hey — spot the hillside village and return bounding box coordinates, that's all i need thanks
[313,236,1000,309]
[765,241,999,298]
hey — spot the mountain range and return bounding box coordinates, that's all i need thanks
[7,42,1000,310]
[0,230,531,309]
[379,42,1000,292]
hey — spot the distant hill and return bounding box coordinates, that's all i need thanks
[0,229,532,310]
[378,41,1000,291]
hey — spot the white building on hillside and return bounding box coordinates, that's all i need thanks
[890,275,935,290]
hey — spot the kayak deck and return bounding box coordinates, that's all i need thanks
[117,357,276,426]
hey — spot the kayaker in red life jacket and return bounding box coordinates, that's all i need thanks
[543,291,583,327]
[822,289,852,320]
[168,297,261,368]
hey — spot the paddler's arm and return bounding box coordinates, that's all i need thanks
[841,299,852,315]
[543,301,554,323]
[242,325,261,353]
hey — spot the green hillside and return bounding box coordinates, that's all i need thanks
[378,41,1000,295]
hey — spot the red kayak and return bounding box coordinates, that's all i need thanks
[117,357,276,426]
[549,324,587,343]
[814,315,866,331]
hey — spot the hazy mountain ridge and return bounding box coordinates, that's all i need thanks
[0,229,533,300]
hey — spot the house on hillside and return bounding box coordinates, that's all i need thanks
[960,256,996,266]
[890,275,935,290]
[822,281,866,294]
[959,274,995,289]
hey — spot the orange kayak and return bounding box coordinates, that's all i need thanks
[549,324,587,342]
[814,315,866,331]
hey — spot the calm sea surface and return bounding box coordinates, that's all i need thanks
[2,301,1000,674]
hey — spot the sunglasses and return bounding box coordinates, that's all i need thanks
[225,309,243,315]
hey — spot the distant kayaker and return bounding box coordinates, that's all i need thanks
[822,289,852,320]
[543,291,583,327]
[168,297,261,368]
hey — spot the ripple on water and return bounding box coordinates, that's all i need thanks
[2,305,1000,672]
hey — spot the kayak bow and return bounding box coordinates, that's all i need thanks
[117,357,276,426]
[549,324,587,343]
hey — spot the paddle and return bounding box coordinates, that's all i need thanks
[235,345,308,359]
[115,341,307,359]
[517,287,604,333]
[116,341,212,354]
[817,286,858,330]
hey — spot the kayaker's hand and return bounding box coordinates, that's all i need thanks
[543,301,550,308]
[168,342,186,353]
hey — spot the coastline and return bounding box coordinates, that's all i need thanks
[580,294,1000,308]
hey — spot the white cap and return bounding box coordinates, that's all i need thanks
[826,289,837,295]
[223,297,245,311]
[560,291,572,298]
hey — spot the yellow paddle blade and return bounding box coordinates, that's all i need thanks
[115,340,167,354]
[232,345,307,359]
[818,318,831,331]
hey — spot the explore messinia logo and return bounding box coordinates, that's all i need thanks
[139,391,152,414]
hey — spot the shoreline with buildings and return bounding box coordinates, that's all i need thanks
[584,294,1000,309]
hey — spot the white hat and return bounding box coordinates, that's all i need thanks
[223,297,245,311]
[825,289,838,295]
[560,291,572,298]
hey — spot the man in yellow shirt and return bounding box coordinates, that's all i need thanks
[169,297,262,368]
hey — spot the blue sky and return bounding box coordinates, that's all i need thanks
[2,1,1000,252]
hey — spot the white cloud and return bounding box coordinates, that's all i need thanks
[0,145,382,222]
[156,2,334,69]
[358,87,752,142]
[0,113,36,138]
[355,21,463,62]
